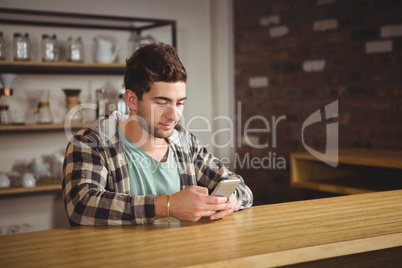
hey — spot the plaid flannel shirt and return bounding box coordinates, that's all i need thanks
[62,111,253,226]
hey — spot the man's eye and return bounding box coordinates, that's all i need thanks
[156,102,167,106]
[177,102,185,107]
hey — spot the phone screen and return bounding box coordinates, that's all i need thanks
[210,178,240,198]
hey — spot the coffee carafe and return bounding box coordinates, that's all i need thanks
[0,73,17,104]
[63,89,83,124]
[0,73,17,125]
[37,90,53,124]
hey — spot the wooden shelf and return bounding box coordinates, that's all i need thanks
[0,8,176,75]
[290,149,402,195]
[0,181,61,197]
[0,61,125,74]
[0,122,86,133]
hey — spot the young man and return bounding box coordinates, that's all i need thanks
[62,43,253,226]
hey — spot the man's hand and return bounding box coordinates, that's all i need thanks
[169,186,233,222]
[209,193,237,221]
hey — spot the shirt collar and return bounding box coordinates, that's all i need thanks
[87,111,189,149]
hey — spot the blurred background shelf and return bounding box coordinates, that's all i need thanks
[0,181,61,198]
[0,123,86,133]
[0,61,126,75]
[291,149,402,195]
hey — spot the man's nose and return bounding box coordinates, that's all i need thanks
[165,105,181,121]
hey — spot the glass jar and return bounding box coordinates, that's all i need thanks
[41,34,59,62]
[67,36,84,62]
[13,32,31,61]
[134,34,155,51]
[0,32,5,61]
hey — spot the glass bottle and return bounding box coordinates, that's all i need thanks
[13,32,31,61]
[67,36,84,62]
[96,88,109,118]
[41,34,59,62]
[127,32,137,55]
[96,86,117,118]
[0,32,5,61]
[117,88,129,115]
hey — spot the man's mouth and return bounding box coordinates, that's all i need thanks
[159,122,175,130]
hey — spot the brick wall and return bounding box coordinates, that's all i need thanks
[233,0,402,205]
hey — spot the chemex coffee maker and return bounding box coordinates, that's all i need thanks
[0,73,17,125]
[36,89,53,124]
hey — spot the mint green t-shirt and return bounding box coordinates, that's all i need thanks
[118,127,181,196]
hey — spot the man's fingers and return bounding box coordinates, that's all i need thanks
[209,209,229,221]
[205,202,232,212]
[205,195,228,204]
[192,185,209,194]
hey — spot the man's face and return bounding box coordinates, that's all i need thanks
[136,81,186,139]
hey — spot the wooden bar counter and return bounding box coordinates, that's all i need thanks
[1,190,402,267]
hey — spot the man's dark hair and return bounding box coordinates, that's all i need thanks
[124,43,187,101]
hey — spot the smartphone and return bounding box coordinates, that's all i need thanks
[210,178,241,198]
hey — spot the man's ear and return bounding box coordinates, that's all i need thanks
[125,89,138,111]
